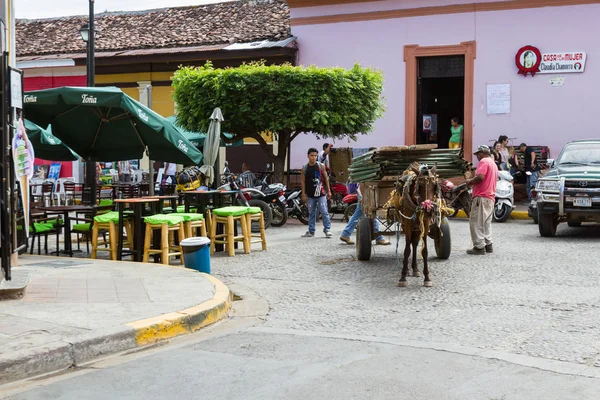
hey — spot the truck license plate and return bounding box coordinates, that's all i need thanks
[573,197,592,207]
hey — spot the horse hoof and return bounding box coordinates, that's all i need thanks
[423,281,433,287]
[398,281,408,287]
[412,271,421,277]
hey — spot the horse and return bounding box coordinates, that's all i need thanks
[394,163,440,287]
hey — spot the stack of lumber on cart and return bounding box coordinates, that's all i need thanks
[348,144,472,182]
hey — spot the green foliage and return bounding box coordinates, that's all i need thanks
[172,61,385,141]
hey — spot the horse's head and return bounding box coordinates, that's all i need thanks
[412,165,439,212]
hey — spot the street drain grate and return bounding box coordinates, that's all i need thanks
[23,260,92,268]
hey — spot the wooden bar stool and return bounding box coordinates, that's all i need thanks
[142,214,186,265]
[209,206,251,256]
[177,213,207,238]
[91,211,134,260]
[246,206,267,252]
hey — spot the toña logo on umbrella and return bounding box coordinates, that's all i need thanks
[81,94,98,104]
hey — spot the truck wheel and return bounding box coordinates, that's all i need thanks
[538,213,558,237]
[434,217,451,259]
[567,221,582,227]
[356,217,372,261]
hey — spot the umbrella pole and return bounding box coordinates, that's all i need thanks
[148,160,154,196]
[86,157,97,205]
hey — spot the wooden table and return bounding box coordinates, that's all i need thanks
[146,195,179,213]
[115,198,159,262]
[41,205,95,256]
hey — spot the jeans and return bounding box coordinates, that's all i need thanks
[307,196,331,233]
[341,203,385,241]
[526,171,538,201]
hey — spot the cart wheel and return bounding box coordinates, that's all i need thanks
[434,217,451,259]
[356,217,372,261]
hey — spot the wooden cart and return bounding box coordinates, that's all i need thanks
[356,178,451,261]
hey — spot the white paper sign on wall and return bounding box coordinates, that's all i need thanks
[549,76,565,87]
[486,83,511,115]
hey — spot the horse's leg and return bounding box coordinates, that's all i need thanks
[411,231,421,277]
[399,227,411,287]
[422,235,432,287]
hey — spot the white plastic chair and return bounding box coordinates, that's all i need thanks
[53,178,67,206]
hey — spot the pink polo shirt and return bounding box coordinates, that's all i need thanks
[472,157,498,200]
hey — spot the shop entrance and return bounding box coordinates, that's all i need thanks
[404,41,476,160]
[416,55,464,148]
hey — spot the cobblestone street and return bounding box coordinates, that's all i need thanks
[209,218,600,368]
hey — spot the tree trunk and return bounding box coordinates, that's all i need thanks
[242,130,292,184]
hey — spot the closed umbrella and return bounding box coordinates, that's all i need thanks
[24,119,79,161]
[198,108,223,185]
[23,86,202,164]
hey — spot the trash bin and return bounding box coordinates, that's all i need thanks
[180,237,211,274]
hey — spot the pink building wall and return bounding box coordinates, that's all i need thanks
[289,1,600,167]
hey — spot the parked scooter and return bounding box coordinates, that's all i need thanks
[493,170,515,222]
[440,179,472,217]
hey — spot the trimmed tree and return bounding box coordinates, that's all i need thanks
[172,61,384,182]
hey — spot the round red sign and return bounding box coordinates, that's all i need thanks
[515,45,542,76]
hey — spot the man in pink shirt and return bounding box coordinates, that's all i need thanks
[466,145,498,255]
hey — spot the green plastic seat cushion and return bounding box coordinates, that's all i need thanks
[176,205,197,213]
[94,211,120,224]
[33,222,54,233]
[98,199,114,207]
[47,218,63,227]
[212,206,250,217]
[144,214,185,226]
[177,213,204,221]
[72,223,91,232]
[247,207,261,214]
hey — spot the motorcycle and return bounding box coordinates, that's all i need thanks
[219,162,273,231]
[440,179,472,218]
[285,186,310,225]
[248,173,288,227]
[493,170,515,222]
[328,174,358,221]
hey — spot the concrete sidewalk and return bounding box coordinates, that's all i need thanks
[0,256,231,385]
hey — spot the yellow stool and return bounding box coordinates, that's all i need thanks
[210,206,251,256]
[91,211,134,260]
[178,213,207,238]
[246,206,267,252]
[142,214,186,265]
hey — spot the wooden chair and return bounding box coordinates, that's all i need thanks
[28,202,61,255]
[32,181,54,206]
[178,213,207,238]
[142,214,186,265]
[71,204,113,253]
[209,206,251,257]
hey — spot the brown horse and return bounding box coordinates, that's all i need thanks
[397,163,440,287]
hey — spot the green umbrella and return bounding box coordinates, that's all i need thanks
[167,116,243,148]
[24,119,79,161]
[23,86,203,164]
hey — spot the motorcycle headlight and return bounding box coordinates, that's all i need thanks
[537,180,560,192]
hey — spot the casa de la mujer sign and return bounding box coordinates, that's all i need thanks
[516,45,586,76]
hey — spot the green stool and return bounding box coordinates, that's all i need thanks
[209,206,251,256]
[142,214,186,265]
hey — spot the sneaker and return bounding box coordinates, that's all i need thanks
[324,230,333,238]
[376,239,391,245]
[301,231,315,238]
[340,236,354,245]
[466,247,486,255]
[485,244,493,253]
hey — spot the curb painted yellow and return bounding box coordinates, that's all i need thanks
[455,210,530,220]
[127,274,232,346]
